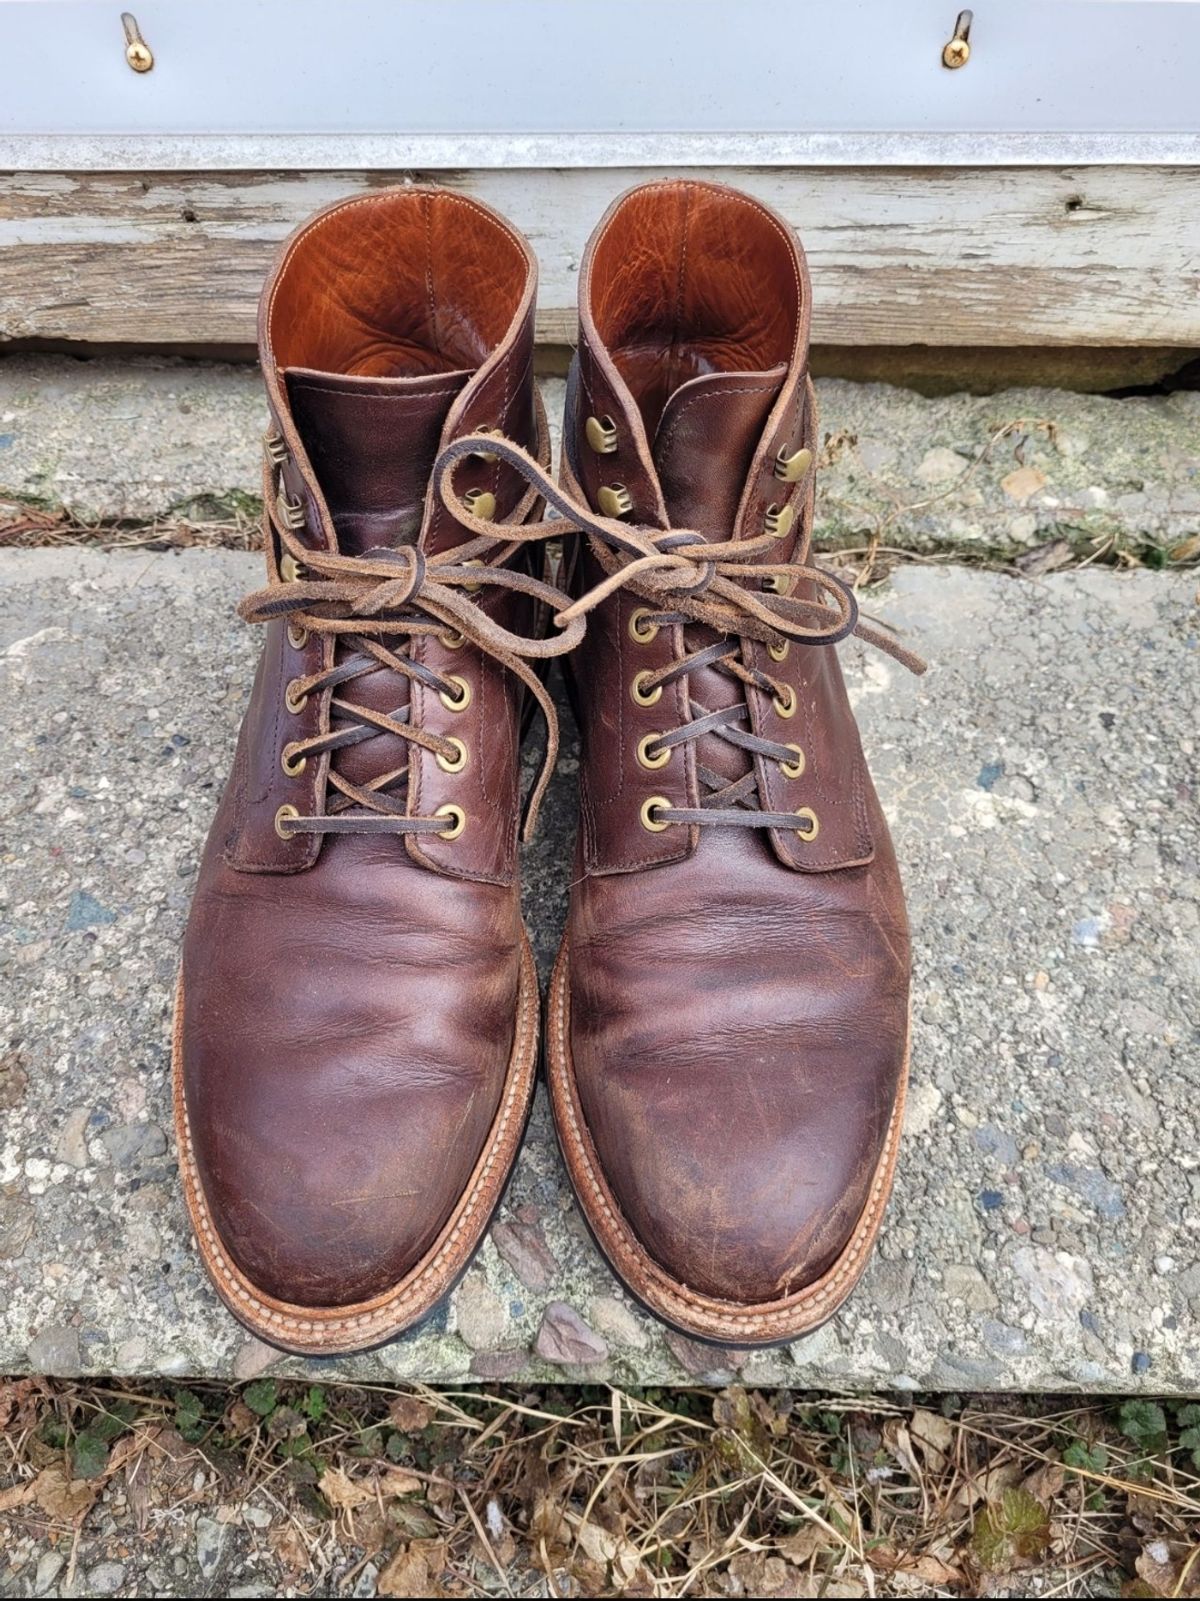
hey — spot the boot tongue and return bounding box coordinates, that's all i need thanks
[285,366,472,554]
[650,364,787,792]
[651,365,787,534]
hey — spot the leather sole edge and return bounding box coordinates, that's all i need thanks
[545,936,908,1349]
[172,930,540,1358]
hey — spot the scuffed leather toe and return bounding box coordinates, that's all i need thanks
[577,1045,895,1304]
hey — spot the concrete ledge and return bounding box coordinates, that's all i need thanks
[2,357,1198,563]
[1,550,1197,1387]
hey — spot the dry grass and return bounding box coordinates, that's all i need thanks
[2,1380,1199,1597]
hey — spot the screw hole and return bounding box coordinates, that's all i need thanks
[1065,196,1083,213]
[181,206,197,223]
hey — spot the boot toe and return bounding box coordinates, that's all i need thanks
[585,1070,888,1304]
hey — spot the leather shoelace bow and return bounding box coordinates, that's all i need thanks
[240,449,584,841]
[435,430,927,833]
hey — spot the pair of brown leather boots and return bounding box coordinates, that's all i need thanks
[176,180,921,1357]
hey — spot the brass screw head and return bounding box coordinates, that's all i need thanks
[942,37,970,67]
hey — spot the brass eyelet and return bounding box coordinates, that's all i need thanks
[636,732,671,771]
[640,795,672,833]
[767,637,790,663]
[628,607,659,645]
[462,488,496,521]
[794,807,820,841]
[438,674,472,712]
[461,558,486,594]
[280,743,307,778]
[763,572,795,596]
[585,415,619,455]
[772,684,797,719]
[780,743,806,779]
[763,503,795,540]
[631,669,663,708]
[773,445,812,484]
[434,803,466,840]
[274,803,300,840]
[287,622,308,649]
[435,736,468,774]
[284,679,309,714]
[279,553,306,584]
[438,627,466,650]
[597,484,633,519]
[469,428,500,464]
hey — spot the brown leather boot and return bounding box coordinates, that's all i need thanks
[540,180,925,1345]
[175,189,573,1355]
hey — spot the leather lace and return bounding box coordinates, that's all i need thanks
[240,431,584,842]
[435,431,926,833]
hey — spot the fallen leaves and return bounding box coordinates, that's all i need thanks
[377,1539,448,1598]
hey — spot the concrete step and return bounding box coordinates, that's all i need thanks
[1,549,1196,1388]
[2,356,1199,564]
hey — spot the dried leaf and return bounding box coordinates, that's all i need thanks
[0,1481,33,1513]
[1169,534,1200,564]
[569,1511,642,1587]
[387,1395,434,1434]
[320,1466,375,1511]
[379,1467,422,1499]
[31,1466,98,1524]
[1134,1538,1184,1597]
[1015,538,1073,577]
[909,1407,955,1472]
[378,1539,446,1598]
[778,1525,827,1565]
[1023,1458,1066,1505]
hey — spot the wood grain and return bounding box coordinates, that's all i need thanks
[2,166,1198,348]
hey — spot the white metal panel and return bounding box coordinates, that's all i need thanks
[0,0,1198,168]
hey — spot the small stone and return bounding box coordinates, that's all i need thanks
[1000,465,1047,504]
[974,1124,1019,1166]
[1012,1246,1094,1324]
[915,446,968,484]
[56,1107,91,1168]
[195,1516,226,1580]
[116,1337,147,1369]
[1045,1163,1125,1219]
[34,1552,65,1595]
[978,1189,1004,1212]
[470,1350,528,1381]
[903,1080,943,1138]
[0,1051,29,1111]
[66,890,116,930]
[231,1337,279,1382]
[87,1562,126,1595]
[666,1330,749,1380]
[943,1263,997,1311]
[977,760,1005,792]
[0,1191,35,1260]
[1154,1255,1176,1275]
[1131,1351,1152,1375]
[27,1323,81,1375]
[455,1274,510,1352]
[588,1295,650,1350]
[490,1218,558,1292]
[534,1302,608,1367]
[980,1318,1027,1355]
[98,1120,167,1167]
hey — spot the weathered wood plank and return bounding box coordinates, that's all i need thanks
[2,166,1198,348]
